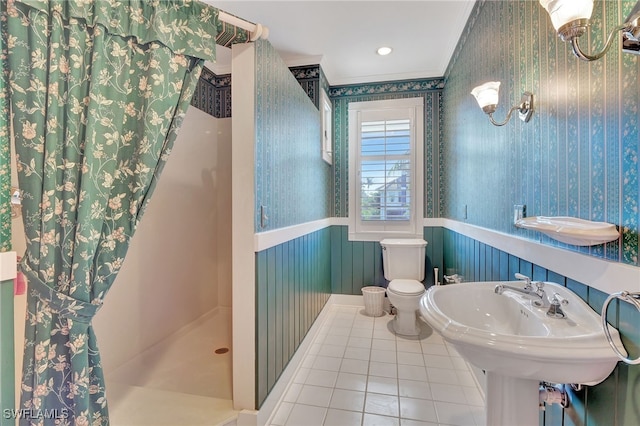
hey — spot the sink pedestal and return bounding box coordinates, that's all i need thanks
[486,372,539,426]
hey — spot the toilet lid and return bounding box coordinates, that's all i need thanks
[388,279,425,295]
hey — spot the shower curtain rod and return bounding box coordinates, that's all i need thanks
[219,10,270,41]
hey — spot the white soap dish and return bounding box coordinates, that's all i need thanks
[515,216,620,246]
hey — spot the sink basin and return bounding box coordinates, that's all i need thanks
[419,281,626,385]
[420,280,627,426]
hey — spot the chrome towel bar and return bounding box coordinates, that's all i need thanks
[602,291,640,365]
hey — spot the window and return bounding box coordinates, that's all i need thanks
[320,90,333,164]
[348,98,424,241]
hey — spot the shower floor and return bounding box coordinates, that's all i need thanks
[106,307,237,425]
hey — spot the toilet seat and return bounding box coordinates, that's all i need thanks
[388,279,425,296]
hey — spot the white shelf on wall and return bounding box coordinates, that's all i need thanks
[515,216,620,246]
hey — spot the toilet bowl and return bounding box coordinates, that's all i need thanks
[386,279,425,336]
[380,238,428,336]
[380,238,427,336]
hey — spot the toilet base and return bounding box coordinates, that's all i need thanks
[392,309,420,336]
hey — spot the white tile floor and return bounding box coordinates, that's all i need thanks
[266,304,486,426]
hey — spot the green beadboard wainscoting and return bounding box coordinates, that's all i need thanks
[0,279,15,425]
[0,11,15,421]
[329,226,445,293]
[251,39,333,409]
[255,228,332,408]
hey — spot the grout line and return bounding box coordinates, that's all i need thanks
[267,304,486,426]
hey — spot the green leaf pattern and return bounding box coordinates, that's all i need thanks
[0,12,10,252]
[3,0,217,422]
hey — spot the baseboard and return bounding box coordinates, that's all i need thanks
[326,294,364,306]
[235,410,258,426]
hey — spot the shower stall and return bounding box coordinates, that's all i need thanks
[13,105,236,425]
[8,11,319,421]
[5,4,266,423]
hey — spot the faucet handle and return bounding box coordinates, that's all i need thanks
[515,273,532,290]
[550,293,568,306]
[444,274,463,284]
[546,293,569,318]
[532,282,547,301]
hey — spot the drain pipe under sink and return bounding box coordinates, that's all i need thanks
[539,382,569,410]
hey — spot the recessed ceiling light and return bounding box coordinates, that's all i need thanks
[377,46,392,56]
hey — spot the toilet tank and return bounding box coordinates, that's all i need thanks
[380,239,427,281]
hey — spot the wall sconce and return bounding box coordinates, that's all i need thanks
[470,81,534,127]
[539,0,640,61]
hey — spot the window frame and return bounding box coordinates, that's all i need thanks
[320,90,333,165]
[348,97,424,242]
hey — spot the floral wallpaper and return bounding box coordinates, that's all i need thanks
[191,67,231,118]
[254,39,332,231]
[329,78,445,219]
[443,0,640,266]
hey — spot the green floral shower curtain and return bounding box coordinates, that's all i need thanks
[2,0,219,423]
[0,15,10,252]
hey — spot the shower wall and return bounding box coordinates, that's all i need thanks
[94,107,232,372]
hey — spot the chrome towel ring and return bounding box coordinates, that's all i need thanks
[601,291,640,365]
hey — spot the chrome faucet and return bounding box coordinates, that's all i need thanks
[546,293,569,318]
[444,274,464,284]
[494,274,548,307]
[514,273,533,291]
[443,274,463,284]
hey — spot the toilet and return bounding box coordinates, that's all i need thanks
[380,238,428,336]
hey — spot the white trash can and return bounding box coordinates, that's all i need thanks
[361,286,385,317]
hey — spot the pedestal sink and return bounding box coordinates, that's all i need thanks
[419,280,627,426]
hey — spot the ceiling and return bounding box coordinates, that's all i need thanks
[203,1,476,86]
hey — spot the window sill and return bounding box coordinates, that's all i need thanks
[348,231,424,242]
